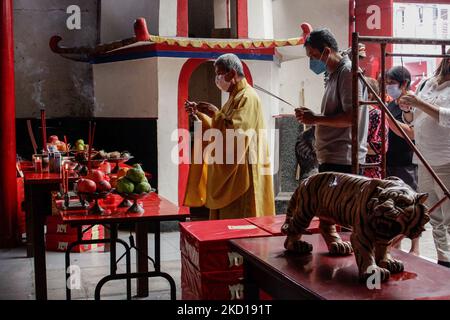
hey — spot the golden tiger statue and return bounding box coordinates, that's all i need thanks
[281,172,430,281]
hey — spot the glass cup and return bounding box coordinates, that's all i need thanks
[32,155,43,173]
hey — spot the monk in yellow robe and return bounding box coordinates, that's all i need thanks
[184,53,275,220]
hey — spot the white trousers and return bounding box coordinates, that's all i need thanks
[418,163,450,262]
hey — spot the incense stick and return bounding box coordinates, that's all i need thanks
[40,109,47,152]
[253,84,296,109]
[27,120,38,155]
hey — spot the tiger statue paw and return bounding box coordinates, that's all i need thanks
[378,258,404,274]
[361,265,391,282]
[284,237,313,254]
[328,241,353,256]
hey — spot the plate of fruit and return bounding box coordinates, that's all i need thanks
[76,169,113,215]
[107,151,134,174]
[75,150,107,169]
[115,164,154,213]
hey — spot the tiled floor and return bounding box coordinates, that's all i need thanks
[0,224,442,300]
[0,231,182,300]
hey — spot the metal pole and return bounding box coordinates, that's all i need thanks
[380,43,387,178]
[351,32,360,174]
[359,36,450,46]
[386,53,450,59]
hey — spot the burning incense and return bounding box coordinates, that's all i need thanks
[40,109,47,152]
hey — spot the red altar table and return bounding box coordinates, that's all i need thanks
[58,192,189,300]
[245,215,320,235]
[230,234,450,300]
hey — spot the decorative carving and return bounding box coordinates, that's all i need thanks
[281,172,430,282]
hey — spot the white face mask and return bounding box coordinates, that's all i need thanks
[215,74,231,92]
[386,84,402,100]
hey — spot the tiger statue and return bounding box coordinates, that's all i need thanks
[281,172,430,281]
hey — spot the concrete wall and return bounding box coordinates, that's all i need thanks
[248,0,274,39]
[272,0,349,114]
[14,0,99,118]
[159,0,177,36]
[100,0,159,43]
[92,58,158,118]
[157,57,187,205]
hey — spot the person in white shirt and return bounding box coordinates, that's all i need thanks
[399,52,450,268]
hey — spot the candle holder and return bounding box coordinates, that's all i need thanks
[116,189,155,214]
[78,191,113,215]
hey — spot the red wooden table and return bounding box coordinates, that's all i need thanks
[59,193,189,300]
[229,234,450,300]
[24,172,79,300]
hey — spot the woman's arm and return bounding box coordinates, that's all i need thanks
[386,116,415,140]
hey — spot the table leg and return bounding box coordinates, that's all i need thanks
[135,222,148,297]
[24,184,34,258]
[154,222,160,272]
[243,260,260,300]
[32,196,48,300]
[110,224,118,274]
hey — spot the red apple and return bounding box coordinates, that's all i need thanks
[86,169,105,183]
[77,178,97,193]
[97,180,111,192]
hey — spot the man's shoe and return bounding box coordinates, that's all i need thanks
[437,260,450,268]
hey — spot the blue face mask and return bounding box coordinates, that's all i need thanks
[309,51,327,75]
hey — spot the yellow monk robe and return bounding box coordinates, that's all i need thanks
[184,78,275,219]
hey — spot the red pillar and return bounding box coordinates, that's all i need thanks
[0,0,18,247]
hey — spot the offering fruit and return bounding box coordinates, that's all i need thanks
[86,169,105,183]
[75,139,86,151]
[97,180,112,192]
[117,178,135,194]
[77,178,97,193]
[117,167,129,178]
[126,164,146,184]
[135,181,151,194]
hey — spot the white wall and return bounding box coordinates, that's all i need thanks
[159,0,178,36]
[92,58,158,118]
[156,57,188,205]
[272,0,349,113]
[101,0,159,43]
[248,0,274,39]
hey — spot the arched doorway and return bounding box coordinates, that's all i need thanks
[177,58,253,207]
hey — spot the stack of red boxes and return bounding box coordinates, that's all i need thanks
[180,215,324,300]
[45,215,105,253]
[180,218,272,300]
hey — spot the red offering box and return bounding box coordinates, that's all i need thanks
[181,254,244,300]
[180,219,272,272]
[245,215,321,235]
[45,216,105,252]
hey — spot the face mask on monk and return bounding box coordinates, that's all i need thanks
[215,74,232,92]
